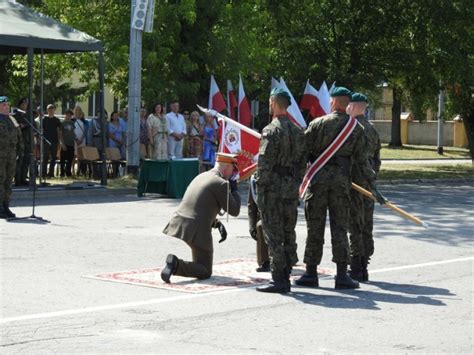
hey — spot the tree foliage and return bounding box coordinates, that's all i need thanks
[5,0,473,134]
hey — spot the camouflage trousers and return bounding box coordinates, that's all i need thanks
[349,184,375,258]
[259,191,299,273]
[0,153,16,202]
[303,179,351,265]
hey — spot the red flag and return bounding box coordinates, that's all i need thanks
[300,80,326,119]
[218,114,260,180]
[238,75,252,127]
[278,78,307,128]
[226,79,238,120]
[318,81,331,115]
[208,75,227,113]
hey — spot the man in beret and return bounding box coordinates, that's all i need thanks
[160,153,241,283]
[297,86,382,289]
[256,88,306,293]
[0,96,23,219]
[346,93,384,282]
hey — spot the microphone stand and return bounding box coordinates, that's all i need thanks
[8,116,51,223]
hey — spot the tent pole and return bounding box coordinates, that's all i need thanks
[99,51,107,186]
[39,50,45,184]
[27,48,34,185]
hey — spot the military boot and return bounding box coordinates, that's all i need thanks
[361,257,369,282]
[256,260,270,272]
[2,201,15,219]
[294,264,319,287]
[160,254,179,283]
[348,255,363,282]
[335,263,360,289]
[256,270,289,293]
[0,203,8,219]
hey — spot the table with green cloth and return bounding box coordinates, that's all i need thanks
[137,158,200,198]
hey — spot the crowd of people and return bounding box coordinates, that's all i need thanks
[2,98,219,185]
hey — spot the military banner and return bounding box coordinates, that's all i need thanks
[197,105,260,181]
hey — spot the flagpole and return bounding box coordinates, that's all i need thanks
[197,105,261,138]
[351,183,428,228]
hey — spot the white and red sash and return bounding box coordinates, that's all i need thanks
[299,116,358,198]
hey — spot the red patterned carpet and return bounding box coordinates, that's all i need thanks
[84,258,333,293]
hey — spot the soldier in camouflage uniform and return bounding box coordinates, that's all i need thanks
[0,96,23,219]
[256,88,306,294]
[13,97,32,186]
[296,87,385,289]
[347,93,383,282]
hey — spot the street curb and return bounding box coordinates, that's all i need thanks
[378,178,474,185]
[10,177,473,202]
[381,158,472,161]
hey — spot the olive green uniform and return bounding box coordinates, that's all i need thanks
[162,169,241,279]
[303,110,374,265]
[0,114,23,203]
[349,115,381,258]
[256,115,306,276]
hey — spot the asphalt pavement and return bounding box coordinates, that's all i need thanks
[1,181,473,353]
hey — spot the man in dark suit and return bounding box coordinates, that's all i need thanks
[161,153,241,282]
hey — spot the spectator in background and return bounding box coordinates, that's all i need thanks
[148,103,168,160]
[202,112,217,166]
[108,111,126,159]
[119,107,128,150]
[182,110,190,157]
[41,104,61,178]
[59,109,75,177]
[119,107,128,132]
[187,111,203,159]
[165,100,186,159]
[139,107,150,159]
[89,109,108,157]
[73,105,88,176]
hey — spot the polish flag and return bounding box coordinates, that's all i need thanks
[226,80,238,120]
[318,81,331,115]
[219,114,261,180]
[271,77,280,90]
[196,105,260,181]
[208,75,227,113]
[278,77,307,129]
[238,75,252,127]
[300,80,326,119]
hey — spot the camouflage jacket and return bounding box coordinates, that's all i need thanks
[256,114,306,199]
[304,110,375,186]
[0,114,23,158]
[352,115,381,184]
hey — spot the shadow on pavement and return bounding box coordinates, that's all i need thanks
[369,281,455,296]
[288,285,447,310]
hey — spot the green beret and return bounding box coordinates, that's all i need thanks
[270,87,291,104]
[351,93,368,102]
[330,86,352,98]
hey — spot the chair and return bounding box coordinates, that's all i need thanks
[77,146,103,179]
[105,147,125,177]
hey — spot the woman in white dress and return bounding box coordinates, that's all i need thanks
[147,103,168,160]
